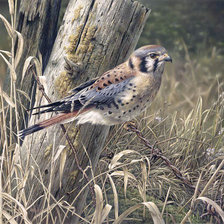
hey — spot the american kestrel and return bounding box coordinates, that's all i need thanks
[20,45,172,137]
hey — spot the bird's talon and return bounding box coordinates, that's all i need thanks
[123,121,136,131]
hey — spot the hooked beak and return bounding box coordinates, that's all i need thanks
[159,53,172,63]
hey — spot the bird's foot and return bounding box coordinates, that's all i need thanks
[123,121,137,132]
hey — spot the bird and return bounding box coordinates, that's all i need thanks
[19,45,172,138]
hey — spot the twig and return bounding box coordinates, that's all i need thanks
[124,122,196,190]
[29,65,96,203]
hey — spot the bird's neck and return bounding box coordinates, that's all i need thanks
[153,64,164,80]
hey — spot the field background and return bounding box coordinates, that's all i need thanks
[0,0,224,223]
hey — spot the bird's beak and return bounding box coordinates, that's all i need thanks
[159,53,172,63]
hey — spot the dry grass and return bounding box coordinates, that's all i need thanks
[0,1,224,223]
[94,45,224,223]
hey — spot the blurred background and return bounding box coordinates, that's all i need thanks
[1,0,224,78]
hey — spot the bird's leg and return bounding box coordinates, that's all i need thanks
[122,121,137,132]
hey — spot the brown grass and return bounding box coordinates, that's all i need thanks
[0,1,224,223]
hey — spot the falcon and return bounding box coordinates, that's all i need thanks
[19,45,172,137]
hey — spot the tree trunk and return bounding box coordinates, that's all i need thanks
[4,0,61,141]
[19,0,149,223]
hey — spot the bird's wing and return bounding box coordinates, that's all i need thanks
[79,77,133,107]
[40,75,134,114]
[32,63,135,114]
[30,77,99,114]
[67,77,99,94]
[19,64,135,137]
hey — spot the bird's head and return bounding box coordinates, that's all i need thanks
[128,45,172,75]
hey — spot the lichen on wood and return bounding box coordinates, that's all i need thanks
[54,71,75,97]
[72,5,84,22]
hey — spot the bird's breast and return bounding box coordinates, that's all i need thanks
[118,74,160,105]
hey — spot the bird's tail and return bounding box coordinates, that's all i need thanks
[19,111,79,138]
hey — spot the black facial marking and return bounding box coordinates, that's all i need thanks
[103,83,108,87]
[98,87,102,91]
[153,58,159,72]
[140,57,147,73]
[108,111,112,114]
[150,53,158,59]
[129,58,134,69]
[108,80,112,84]
[115,78,119,82]
[113,102,119,109]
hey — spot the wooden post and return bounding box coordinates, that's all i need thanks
[20,0,149,223]
[3,0,61,140]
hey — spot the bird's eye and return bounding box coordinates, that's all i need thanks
[149,53,158,59]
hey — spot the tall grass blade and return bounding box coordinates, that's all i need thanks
[15,31,24,69]
[101,204,112,223]
[2,211,17,224]
[0,50,11,57]
[113,204,142,224]
[108,174,119,219]
[0,52,16,81]
[2,192,31,224]
[0,14,13,38]
[143,202,165,224]
[109,150,138,169]
[123,166,128,199]
[8,0,14,16]
[94,184,103,224]
[0,85,15,107]
[196,197,224,222]
[21,56,42,85]
[59,146,67,189]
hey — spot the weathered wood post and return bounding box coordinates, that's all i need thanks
[4,0,61,140]
[20,0,149,223]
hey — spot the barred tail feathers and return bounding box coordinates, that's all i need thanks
[19,111,78,138]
